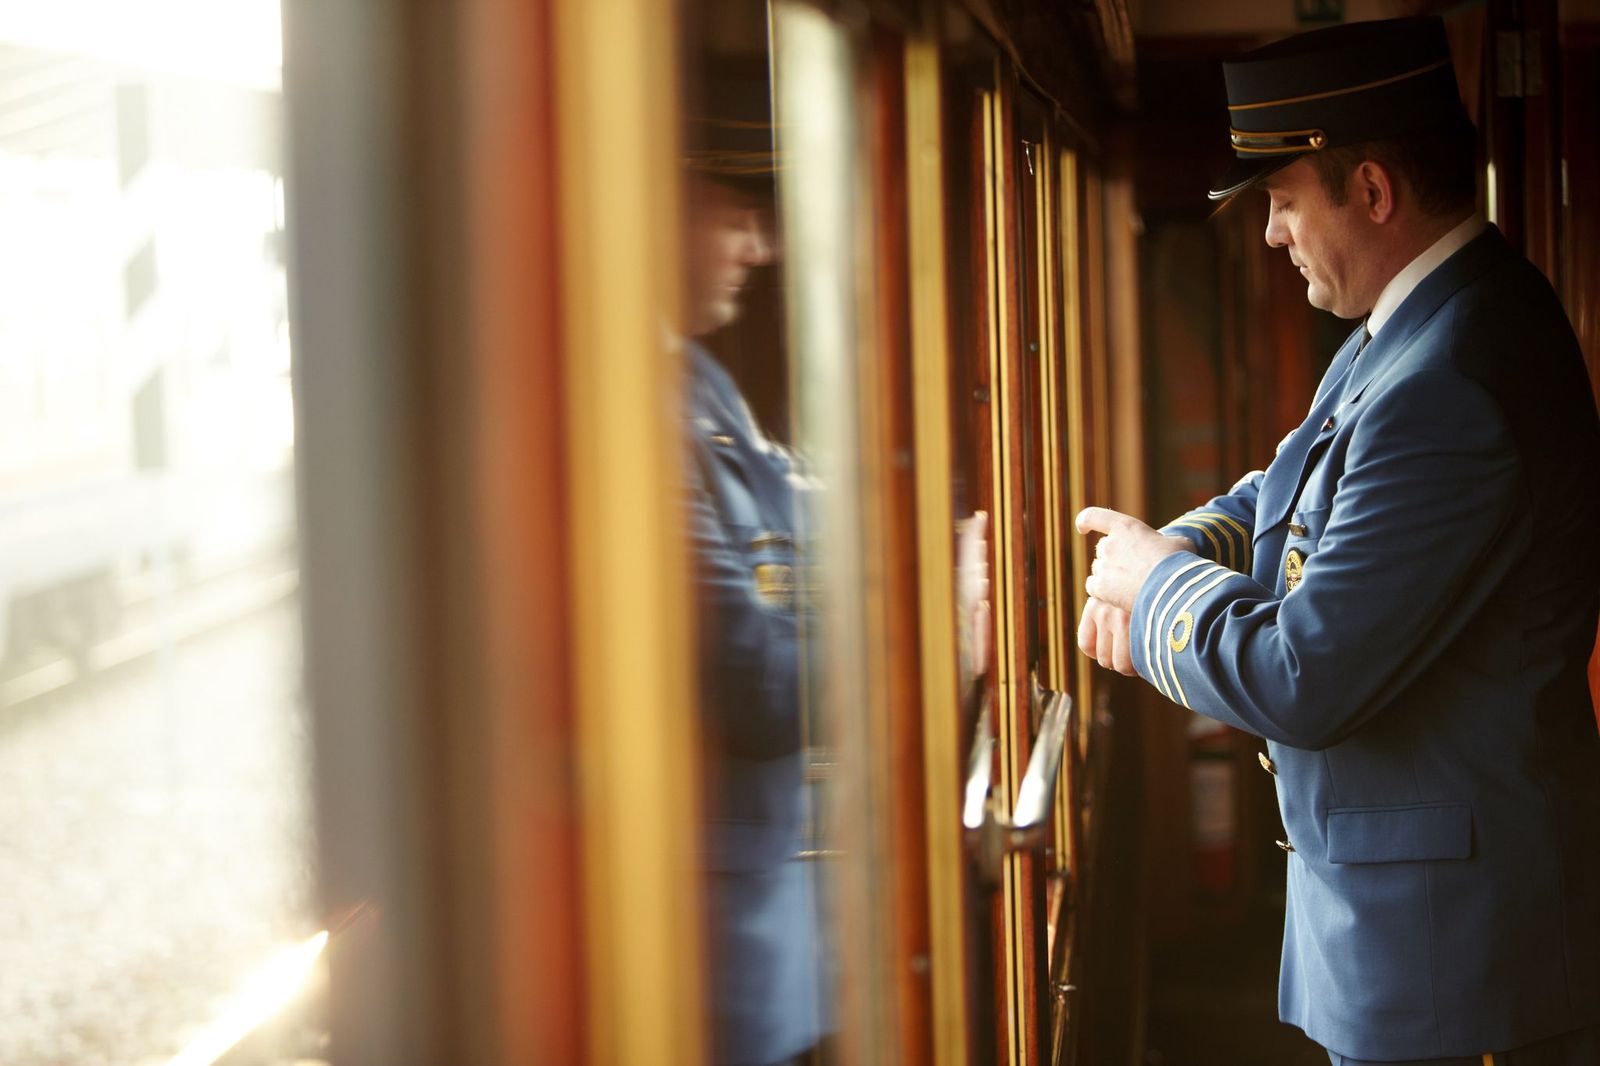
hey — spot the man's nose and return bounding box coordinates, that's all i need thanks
[743,220,776,265]
[1264,210,1288,249]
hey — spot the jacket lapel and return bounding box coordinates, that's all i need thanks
[689,344,796,532]
[1342,225,1509,407]
[1254,328,1363,540]
[1253,225,1511,541]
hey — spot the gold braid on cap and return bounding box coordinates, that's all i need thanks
[683,115,780,175]
[1227,57,1451,112]
[1229,127,1327,155]
[683,149,779,176]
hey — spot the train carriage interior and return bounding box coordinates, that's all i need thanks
[2,0,1597,1064]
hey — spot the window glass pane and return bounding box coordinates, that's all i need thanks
[0,4,321,1062]
[680,3,841,1060]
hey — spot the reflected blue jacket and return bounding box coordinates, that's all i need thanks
[1134,227,1600,1060]
[687,343,825,1065]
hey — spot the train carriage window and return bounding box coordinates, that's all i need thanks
[0,5,323,1062]
[682,4,850,1063]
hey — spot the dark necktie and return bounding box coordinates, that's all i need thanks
[1327,322,1371,415]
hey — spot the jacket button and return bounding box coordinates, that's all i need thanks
[1276,838,1295,852]
[1258,751,1276,775]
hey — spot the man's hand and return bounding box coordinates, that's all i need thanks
[1075,507,1190,613]
[1077,596,1135,675]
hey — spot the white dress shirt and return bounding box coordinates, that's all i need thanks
[1366,213,1487,338]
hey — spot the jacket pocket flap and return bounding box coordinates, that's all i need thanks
[1326,802,1472,864]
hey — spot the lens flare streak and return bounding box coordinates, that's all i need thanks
[166,930,328,1066]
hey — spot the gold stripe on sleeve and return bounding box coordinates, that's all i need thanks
[1193,511,1252,573]
[1164,567,1237,709]
[1143,559,1209,700]
[1152,565,1223,703]
[1170,519,1223,564]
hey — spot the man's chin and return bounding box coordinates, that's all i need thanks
[1304,285,1367,320]
[690,303,741,337]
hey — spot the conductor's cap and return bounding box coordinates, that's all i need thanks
[684,73,780,190]
[1209,16,1470,201]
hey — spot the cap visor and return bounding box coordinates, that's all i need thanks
[1208,154,1296,201]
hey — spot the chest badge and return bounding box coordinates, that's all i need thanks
[754,563,795,608]
[1284,548,1306,592]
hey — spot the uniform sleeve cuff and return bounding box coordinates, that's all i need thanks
[1159,512,1252,571]
[1130,551,1246,704]
[1158,525,1208,555]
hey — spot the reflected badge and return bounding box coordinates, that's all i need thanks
[1284,548,1307,592]
[754,563,795,608]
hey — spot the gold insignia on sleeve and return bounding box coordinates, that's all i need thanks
[1168,611,1194,653]
[1284,548,1306,592]
[754,563,795,607]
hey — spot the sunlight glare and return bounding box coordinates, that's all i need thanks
[166,930,328,1066]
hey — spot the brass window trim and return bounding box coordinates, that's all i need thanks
[905,35,973,1066]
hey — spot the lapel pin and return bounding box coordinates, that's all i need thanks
[1285,548,1307,591]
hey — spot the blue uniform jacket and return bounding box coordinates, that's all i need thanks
[687,344,826,1065]
[1133,227,1600,1059]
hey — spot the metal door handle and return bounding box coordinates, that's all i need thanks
[962,676,996,833]
[962,678,1073,884]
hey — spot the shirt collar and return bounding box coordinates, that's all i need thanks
[1367,213,1487,338]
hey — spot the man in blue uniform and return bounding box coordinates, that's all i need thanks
[1076,18,1600,1065]
[683,108,828,1065]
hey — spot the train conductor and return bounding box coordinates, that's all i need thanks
[681,87,830,1065]
[1076,17,1600,1066]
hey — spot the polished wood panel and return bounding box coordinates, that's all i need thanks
[1564,21,1600,390]
[906,32,975,1066]
[551,2,706,1063]
[1103,128,1145,523]
[981,74,1026,1066]
[1557,19,1600,716]
[867,25,938,1066]
[985,64,1047,1066]
[460,0,582,1061]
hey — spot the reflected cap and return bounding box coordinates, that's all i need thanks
[1210,16,1470,201]
[684,73,779,191]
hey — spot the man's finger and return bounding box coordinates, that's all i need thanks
[1077,606,1098,659]
[1074,506,1128,536]
[1096,609,1115,670]
[1112,625,1135,676]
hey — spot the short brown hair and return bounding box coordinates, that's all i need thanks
[1306,123,1478,216]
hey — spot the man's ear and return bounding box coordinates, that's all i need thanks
[1353,159,1396,224]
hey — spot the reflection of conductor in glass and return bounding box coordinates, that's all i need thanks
[682,84,830,1065]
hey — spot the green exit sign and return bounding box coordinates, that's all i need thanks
[1296,0,1344,23]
